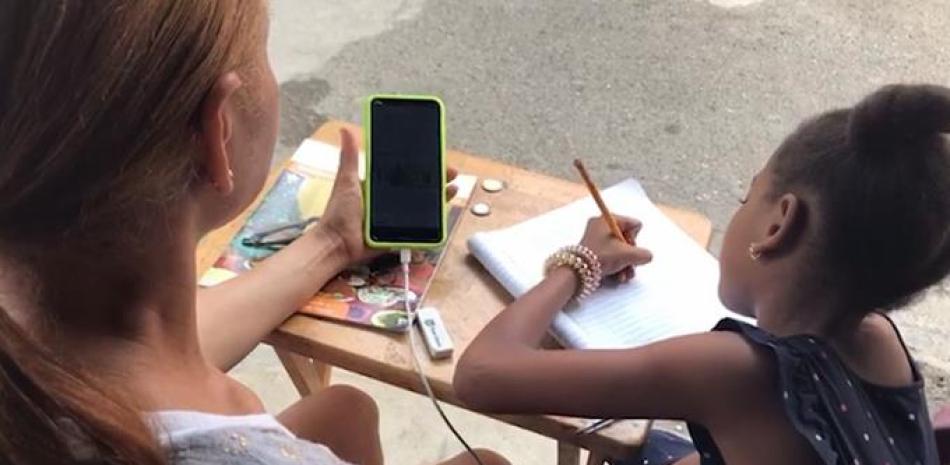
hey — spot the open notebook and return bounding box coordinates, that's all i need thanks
[467,179,752,349]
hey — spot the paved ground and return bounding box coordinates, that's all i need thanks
[232,1,950,463]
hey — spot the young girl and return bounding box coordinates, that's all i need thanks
[0,2,504,465]
[455,84,949,465]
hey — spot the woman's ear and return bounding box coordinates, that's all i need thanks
[751,193,804,258]
[198,72,243,195]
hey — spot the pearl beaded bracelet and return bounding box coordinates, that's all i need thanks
[543,244,603,301]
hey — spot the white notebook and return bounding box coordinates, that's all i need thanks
[467,179,752,349]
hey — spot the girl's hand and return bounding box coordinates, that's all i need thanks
[579,215,653,278]
[315,128,459,264]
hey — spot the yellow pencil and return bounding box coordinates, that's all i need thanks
[573,159,634,281]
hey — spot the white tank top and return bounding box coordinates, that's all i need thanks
[149,410,352,465]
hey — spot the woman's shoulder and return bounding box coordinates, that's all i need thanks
[151,410,352,465]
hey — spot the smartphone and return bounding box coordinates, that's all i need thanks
[363,94,446,249]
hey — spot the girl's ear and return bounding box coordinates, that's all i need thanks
[751,193,805,258]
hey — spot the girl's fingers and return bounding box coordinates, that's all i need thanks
[623,267,635,282]
[612,267,635,284]
[614,215,643,244]
[623,246,653,266]
[614,215,642,233]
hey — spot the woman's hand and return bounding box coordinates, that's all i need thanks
[579,215,653,278]
[315,128,459,264]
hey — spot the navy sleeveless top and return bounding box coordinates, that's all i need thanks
[688,317,939,465]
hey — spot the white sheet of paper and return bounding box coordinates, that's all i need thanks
[468,179,752,349]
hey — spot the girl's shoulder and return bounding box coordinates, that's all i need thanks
[838,313,916,388]
[713,314,919,391]
[708,317,938,465]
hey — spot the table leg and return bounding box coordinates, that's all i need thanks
[557,442,581,465]
[585,452,607,465]
[275,348,332,396]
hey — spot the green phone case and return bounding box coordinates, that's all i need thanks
[362,94,448,250]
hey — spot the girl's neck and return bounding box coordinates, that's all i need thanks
[753,286,862,339]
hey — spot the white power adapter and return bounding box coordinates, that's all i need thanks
[415,307,454,359]
[398,249,454,360]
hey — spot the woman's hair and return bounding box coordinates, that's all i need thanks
[771,84,950,312]
[0,1,262,463]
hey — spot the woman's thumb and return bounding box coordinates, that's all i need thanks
[338,128,360,182]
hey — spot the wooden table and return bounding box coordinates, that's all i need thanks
[197,120,713,465]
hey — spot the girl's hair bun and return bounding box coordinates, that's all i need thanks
[848,84,950,160]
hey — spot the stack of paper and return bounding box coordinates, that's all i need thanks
[467,179,752,349]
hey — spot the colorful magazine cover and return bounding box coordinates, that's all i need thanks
[199,139,475,333]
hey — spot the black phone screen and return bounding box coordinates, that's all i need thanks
[369,97,443,244]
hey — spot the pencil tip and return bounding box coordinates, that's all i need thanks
[573,159,583,169]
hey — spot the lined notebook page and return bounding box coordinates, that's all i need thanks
[467,179,750,349]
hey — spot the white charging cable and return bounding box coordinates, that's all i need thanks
[400,249,484,465]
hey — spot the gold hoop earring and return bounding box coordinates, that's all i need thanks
[749,244,762,261]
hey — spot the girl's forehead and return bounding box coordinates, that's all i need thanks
[747,167,777,196]
[754,162,778,183]
[747,170,764,187]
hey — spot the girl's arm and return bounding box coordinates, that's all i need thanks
[454,219,773,423]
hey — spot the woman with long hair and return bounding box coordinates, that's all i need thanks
[0,2,506,464]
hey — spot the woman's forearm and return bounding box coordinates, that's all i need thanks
[196,227,350,371]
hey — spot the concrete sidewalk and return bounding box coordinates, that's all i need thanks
[231,1,950,463]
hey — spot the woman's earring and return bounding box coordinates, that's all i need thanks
[228,168,234,181]
[749,244,762,261]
